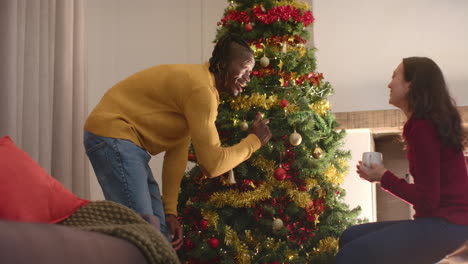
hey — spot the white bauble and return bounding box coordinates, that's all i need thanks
[272,218,284,230]
[240,121,249,131]
[260,56,270,67]
[289,131,302,146]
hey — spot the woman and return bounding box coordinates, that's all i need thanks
[336,57,468,263]
[83,33,272,249]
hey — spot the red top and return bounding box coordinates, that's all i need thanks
[381,116,468,225]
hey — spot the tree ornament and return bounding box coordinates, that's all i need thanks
[200,219,208,230]
[240,120,249,131]
[260,56,270,67]
[280,99,289,108]
[278,60,284,72]
[272,218,284,230]
[186,199,193,206]
[274,167,287,181]
[208,237,220,249]
[244,23,253,32]
[244,179,256,188]
[188,152,196,162]
[312,146,323,159]
[225,169,236,184]
[289,131,302,146]
[282,41,288,53]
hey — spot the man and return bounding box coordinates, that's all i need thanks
[83,33,272,249]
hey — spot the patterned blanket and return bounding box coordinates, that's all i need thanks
[60,200,180,264]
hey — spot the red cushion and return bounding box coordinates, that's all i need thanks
[0,136,89,223]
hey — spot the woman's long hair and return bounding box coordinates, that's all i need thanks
[403,57,465,151]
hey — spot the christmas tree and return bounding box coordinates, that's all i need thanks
[178,1,361,263]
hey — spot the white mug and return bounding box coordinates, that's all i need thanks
[362,152,383,167]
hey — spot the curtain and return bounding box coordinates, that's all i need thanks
[0,0,89,198]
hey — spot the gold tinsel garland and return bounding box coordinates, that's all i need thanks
[201,209,219,230]
[250,156,276,174]
[338,158,349,171]
[305,178,319,190]
[286,188,313,209]
[313,237,339,255]
[279,178,318,208]
[244,230,256,246]
[252,43,306,58]
[324,164,345,185]
[208,183,273,208]
[224,226,251,264]
[309,100,330,116]
[274,0,310,10]
[285,103,300,113]
[230,93,279,111]
[208,156,325,208]
[208,155,343,209]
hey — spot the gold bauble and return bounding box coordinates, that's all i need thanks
[313,147,323,159]
[240,121,249,131]
[289,131,302,146]
[272,218,284,230]
[260,56,270,67]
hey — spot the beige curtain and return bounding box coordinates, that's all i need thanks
[0,0,89,198]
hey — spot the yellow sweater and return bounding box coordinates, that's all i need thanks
[84,63,261,215]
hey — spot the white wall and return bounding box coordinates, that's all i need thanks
[86,0,226,199]
[86,1,468,201]
[314,0,468,112]
[341,129,376,221]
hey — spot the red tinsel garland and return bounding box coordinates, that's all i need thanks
[218,5,315,27]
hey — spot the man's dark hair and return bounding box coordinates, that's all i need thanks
[208,33,253,77]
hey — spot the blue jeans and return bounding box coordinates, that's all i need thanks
[336,218,468,264]
[83,131,171,241]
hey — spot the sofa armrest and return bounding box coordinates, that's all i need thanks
[0,220,147,264]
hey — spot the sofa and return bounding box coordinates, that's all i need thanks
[0,135,179,264]
[0,220,148,264]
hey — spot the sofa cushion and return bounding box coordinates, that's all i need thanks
[0,136,89,223]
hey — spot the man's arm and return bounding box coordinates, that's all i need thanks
[184,90,263,177]
[161,138,190,250]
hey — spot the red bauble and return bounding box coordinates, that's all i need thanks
[271,261,280,264]
[244,23,253,32]
[200,219,208,230]
[208,237,220,249]
[274,167,287,181]
[280,99,289,108]
[184,238,195,250]
[188,153,196,161]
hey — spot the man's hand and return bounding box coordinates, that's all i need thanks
[165,214,183,250]
[249,112,272,146]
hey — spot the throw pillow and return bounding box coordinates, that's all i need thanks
[0,136,89,223]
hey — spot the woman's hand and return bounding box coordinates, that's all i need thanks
[356,161,387,183]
